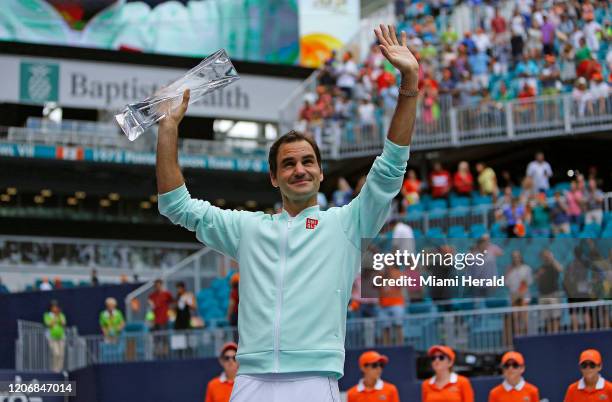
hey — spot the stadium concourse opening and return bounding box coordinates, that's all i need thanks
[1,1,612,402]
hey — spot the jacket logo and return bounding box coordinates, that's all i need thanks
[306,218,318,229]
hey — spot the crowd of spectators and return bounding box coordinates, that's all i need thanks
[0,239,193,272]
[298,0,612,142]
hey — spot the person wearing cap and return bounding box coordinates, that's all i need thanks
[422,345,474,402]
[489,352,539,402]
[347,351,399,402]
[204,342,239,402]
[564,349,612,402]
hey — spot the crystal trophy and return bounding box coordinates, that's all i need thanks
[115,49,240,141]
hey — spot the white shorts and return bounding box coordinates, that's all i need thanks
[230,373,340,402]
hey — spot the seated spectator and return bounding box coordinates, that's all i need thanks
[476,162,498,197]
[529,193,551,237]
[584,178,604,225]
[565,181,584,225]
[575,37,600,80]
[502,198,527,238]
[453,161,474,196]
[429,162,451,199]
[550,192,571,235]
[99,297,125,343]
[573,77,594,116]
[347,351,399,402]
[39,276,53,291]
[560,43,577,85]
[589,72,609,114]
[540,55,561,96]
[401,169,422,206]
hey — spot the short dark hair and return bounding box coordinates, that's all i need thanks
[176,281,185,289]
[268,130,321,176]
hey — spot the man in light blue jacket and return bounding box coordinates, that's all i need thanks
[157,25,419,402]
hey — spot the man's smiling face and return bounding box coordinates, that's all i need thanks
[270,140,323,202]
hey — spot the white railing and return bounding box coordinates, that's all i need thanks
[0,235,200,271]
[16,300,612,370]
[309,93,612,159]
[345,300,612,352]
[1,126,269,159]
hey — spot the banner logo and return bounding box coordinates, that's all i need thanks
[20,62,59,103]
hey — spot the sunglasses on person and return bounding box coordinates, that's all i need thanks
[431,354,448,362]
[502,362,522,370]
[365,362,385,368]
[221,354,237,362]
[580,361,598,369]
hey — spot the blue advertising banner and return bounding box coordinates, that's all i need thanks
[0,143,268,172]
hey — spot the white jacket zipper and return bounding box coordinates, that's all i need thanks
[274,218,291,372]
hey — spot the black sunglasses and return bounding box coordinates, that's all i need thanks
[502,362,522,370]
[431,354,448,362]
[580,361,598,369]
[365,362,385,368]
[221,355,237,362]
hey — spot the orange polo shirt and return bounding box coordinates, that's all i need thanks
[379,267,405,307]
[422,373,474,402]
[564,377,612,402]
[347,379,400,402]
[204,373,234,402]
[489,379,540,402]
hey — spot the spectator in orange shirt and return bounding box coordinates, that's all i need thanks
[378,266,405,345]
[564,349,612,402]
[489,351,540,402]
[401,169,422,207]
[422,345,474,402]
[347,351,400,402]
[453,161,474,196]
[204,342,239,402]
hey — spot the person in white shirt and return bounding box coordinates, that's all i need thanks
[589,72,610,113]
[473,27,492,54]
[526,152,552,193]
[584,20,603,52]
[358,97,376,143]
[40,276,53,291]
[337,52,359,98]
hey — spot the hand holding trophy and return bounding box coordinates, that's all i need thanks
[115,49,240,141]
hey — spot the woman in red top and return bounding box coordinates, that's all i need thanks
[422,345,474,402]
[453,161,474,196]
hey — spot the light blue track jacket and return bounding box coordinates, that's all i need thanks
[158,139,410,378]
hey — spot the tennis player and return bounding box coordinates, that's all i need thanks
[156,24,419,402]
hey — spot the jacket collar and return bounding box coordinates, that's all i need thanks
[356,378,384,392]
[429,372,458,385]
[502,378,525,391]
[280,204,320,219]
[578,376,605,390]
